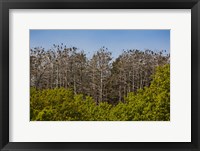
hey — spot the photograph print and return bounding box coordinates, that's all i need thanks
[30,30,170,121]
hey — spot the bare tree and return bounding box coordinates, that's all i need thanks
[30,44,170,104]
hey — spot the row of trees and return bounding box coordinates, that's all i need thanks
[30,64,170,121]
[30,44,169,104]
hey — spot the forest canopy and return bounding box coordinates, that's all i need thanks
[30,44,170,121]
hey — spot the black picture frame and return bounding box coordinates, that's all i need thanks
[0,0,199,151]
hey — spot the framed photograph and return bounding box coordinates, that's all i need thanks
[0,0,199,150]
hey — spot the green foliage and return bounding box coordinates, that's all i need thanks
[30,64,170,121]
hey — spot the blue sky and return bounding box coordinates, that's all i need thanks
[30,30,170,59]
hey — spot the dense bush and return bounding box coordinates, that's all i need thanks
[30,64,170,121]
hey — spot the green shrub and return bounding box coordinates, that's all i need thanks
[30,64,170,121]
